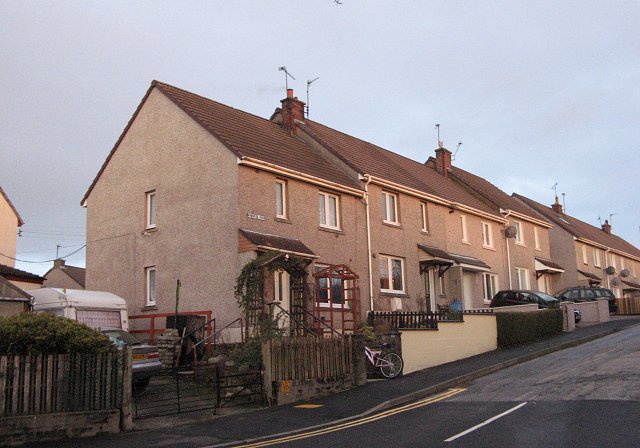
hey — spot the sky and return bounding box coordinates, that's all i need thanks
[1,1,639,276]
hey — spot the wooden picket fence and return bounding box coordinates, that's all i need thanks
[616,297,640,315]
[0,352,122,417]
[265,336,353,382]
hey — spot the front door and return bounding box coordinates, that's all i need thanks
[537,274,547,293]
[274,269,290,329]
[423,269,436,312]
[462,271,475,310]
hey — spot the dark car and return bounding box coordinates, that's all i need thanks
[490,290,560,309]
[554,287,618,313]
[101,328,162,390]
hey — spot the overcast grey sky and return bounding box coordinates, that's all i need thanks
[1,1,639,276]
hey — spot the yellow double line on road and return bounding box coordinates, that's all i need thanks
[231,388,466,447]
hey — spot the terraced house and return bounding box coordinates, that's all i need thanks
[83,81,635,338]
[514,195,640,298]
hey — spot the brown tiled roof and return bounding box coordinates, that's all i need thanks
[154,82,362,190]
[514,194,640,259]
[447,166,546,221]
[82,81,362,205]
[299,121,500,217]
[0,275,32,299]
[0,264,43,282]
[239,229,316,258]
[0,186,24,226]
[535,257,565,271]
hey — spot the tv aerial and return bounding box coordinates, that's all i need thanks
[278,66,296,91]
[306,77,319,118]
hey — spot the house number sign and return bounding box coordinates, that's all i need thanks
[247,212,266,221]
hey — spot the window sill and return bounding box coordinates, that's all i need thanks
[515,242,526,247]
[462,241,471,246]
[382,221,401,228]
[421,230,429,235]
[143,227,158,234]
[379,291,408,297]
[275,217,292,224]
[319,226,343,235]
[482,245,495,251]
[141,305,158,312]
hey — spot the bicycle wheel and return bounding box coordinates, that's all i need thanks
[379,352,403,379]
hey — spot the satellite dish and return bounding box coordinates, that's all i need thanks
[611,277,621,287]
[504,226,517,238]
[605,266,616,275]
[620,269,631,278]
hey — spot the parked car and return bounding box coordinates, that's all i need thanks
[574,308,582,324]
[101,328,162,390]
[554,287,618,313]
[489,290,560,309]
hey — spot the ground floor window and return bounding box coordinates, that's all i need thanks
[145,266,156,306]
[515,267,529,290]
[483,273,498,302]
[315,265,351,307]
[379,255,405,293]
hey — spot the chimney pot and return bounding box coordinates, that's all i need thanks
[287,88,293,99]
[551,197,563,214]
[602,219,612,234]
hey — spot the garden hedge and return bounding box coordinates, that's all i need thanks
[496,308,563,348]
[0,313,115,355]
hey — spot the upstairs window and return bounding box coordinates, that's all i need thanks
[319,192,340,230]
[275,180,287,219]
[145,266,156,306]
[513,221,524,245]
[582,245,588,265]
[593,248,602,267]
[534,227,541,251]
[482,222,493,248]
[146,190,156,229]
[461,215,469,243]
[381,191,399,225]
[420,203,429,232]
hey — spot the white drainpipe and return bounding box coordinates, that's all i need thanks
[604,248,611,288]
[501,209,513,289]
[364,175,374,313]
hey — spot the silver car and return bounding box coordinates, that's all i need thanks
[101,328,162,390]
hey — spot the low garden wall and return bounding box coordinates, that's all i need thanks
[573,299,610,324]
[400,314,497,374]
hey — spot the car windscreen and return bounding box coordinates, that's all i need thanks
[535,292,558,302]
[102,330,142,347]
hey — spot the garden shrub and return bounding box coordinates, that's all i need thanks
[497,308,563,348]
[0,313,115,355]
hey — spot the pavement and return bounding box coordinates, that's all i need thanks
[27,316,640,448]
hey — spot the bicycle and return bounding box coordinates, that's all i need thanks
[365,343,403,379]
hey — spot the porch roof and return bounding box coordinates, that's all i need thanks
[417,244,491,272]
[534,257,565,274]
[622,279,640,291]
[577,269,602,281]
[239,229,318,259]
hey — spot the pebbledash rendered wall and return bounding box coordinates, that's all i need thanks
[400,313,497,374]
[85,88,242,330]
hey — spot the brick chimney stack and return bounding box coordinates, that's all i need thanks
[280,89,305,135]
[551,196,563,214]
[54,258,65,268]
[434,146,452,177]
[602,219,612,234]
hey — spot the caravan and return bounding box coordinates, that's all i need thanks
[30,288,129,330]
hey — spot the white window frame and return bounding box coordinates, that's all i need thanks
[439,274,446,296]
[275,179,287,219]
[319,191,340,230]
[582,245,588,265]
[482,222,493,249]
[513,221,524,245]
[145,190,156,229]
[593,248,601,268]
[534,227,541,251]
[620,257,626,271]
[611,255,617,270]
[145,266,156,306]
[515,267,530,289]
[461,215,469,244]
[482,273,498,303]
[420,202,429,233]
[381,191,399,225]
[379,255,405,294]
[632,262,637,278]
